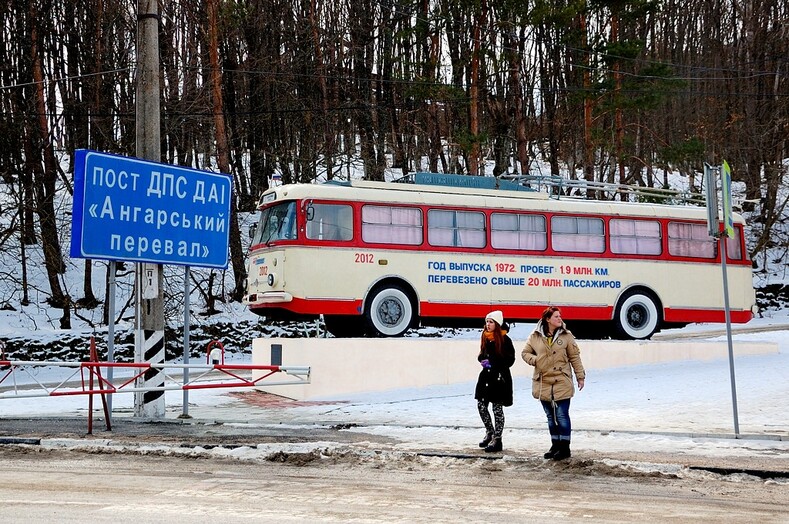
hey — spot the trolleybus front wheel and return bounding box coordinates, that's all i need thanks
[364,285,415,337]
[614,290,661,340]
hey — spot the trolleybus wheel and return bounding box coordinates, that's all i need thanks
[364,285,414,337]
[614,290,661,340]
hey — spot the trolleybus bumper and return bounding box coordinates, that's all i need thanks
[243,292,293,306]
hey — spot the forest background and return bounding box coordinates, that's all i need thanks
[0,0,787,359]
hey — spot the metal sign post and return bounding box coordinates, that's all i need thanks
[106,260,116,418]
[181,265,191,419]
[705,162,740,436]
[719,230,740,436]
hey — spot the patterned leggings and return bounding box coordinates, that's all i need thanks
[477,400,505,439]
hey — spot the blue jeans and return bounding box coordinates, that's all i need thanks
[541,398,571,441]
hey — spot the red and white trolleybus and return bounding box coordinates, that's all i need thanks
[242,176,756,339]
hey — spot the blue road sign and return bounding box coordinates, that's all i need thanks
[70,150,232,268]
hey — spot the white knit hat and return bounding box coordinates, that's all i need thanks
[485,310,504,326]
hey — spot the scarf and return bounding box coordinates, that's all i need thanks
[483,329,507,342]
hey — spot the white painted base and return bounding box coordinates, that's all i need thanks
[251,338,777,401]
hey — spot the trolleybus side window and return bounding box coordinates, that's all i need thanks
[490,212,547,250]
[726,234,743,260]
[306,203,353,241]
[551,216,605,253]
[609,218,662,255]
[667,221,716,258]
[361,205,423,245]
[427,209,486,248]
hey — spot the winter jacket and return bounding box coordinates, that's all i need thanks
[521,321,585,402]
[474,333,516,406]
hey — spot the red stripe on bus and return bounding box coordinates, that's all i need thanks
[251,298,362,316]
[663,308,753,324]
[252,298,753,326]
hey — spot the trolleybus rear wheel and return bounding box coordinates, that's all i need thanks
[614,290,661,340]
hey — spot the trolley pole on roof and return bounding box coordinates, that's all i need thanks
[134,0,165,418]
[704,162,740,436]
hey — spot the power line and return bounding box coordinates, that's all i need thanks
[0,67,134,91]
[0,38,784,97]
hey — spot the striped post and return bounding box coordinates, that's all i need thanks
[141,329,165,417]
[133,263,166,418]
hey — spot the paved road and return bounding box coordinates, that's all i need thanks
[1,445,787,524]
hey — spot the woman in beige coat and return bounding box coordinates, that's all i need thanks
[521,306,585,460]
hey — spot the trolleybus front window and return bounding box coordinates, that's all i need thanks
[256,201,296,245]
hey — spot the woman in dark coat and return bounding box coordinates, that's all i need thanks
[474,310,516,452]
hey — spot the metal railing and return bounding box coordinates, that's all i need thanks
[499,174,707,206]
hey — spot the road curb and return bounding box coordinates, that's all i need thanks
[0,437,41,445]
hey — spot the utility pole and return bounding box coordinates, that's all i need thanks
[134,0,165,418]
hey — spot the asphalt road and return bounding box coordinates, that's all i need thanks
[1,413,788,523]
[1,444,787,523]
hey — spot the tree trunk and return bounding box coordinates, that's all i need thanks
[468,1,485,176]
[208,0,246,302]
[581,12,595,192]
[29,1,70,327]
[508,27,528,175]
[611,14,627,200]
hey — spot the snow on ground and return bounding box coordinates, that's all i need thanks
[2,318,788,464]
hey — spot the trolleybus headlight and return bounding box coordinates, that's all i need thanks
[267,273,277,286]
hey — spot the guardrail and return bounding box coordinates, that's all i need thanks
[1,337,310,433]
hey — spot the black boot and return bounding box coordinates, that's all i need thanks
[478,433,493,448]
[552,440,571,461]
[484,437,503,453]
[543,439,560,459]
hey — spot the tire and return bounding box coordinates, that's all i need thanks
[364,285,414,337]
[614,291,661,340]
[323,315,364,338]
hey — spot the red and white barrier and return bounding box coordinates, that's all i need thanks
[0,338,310,433]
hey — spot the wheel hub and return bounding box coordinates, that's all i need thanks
[628,305,648,328]
[378,299,403,327]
